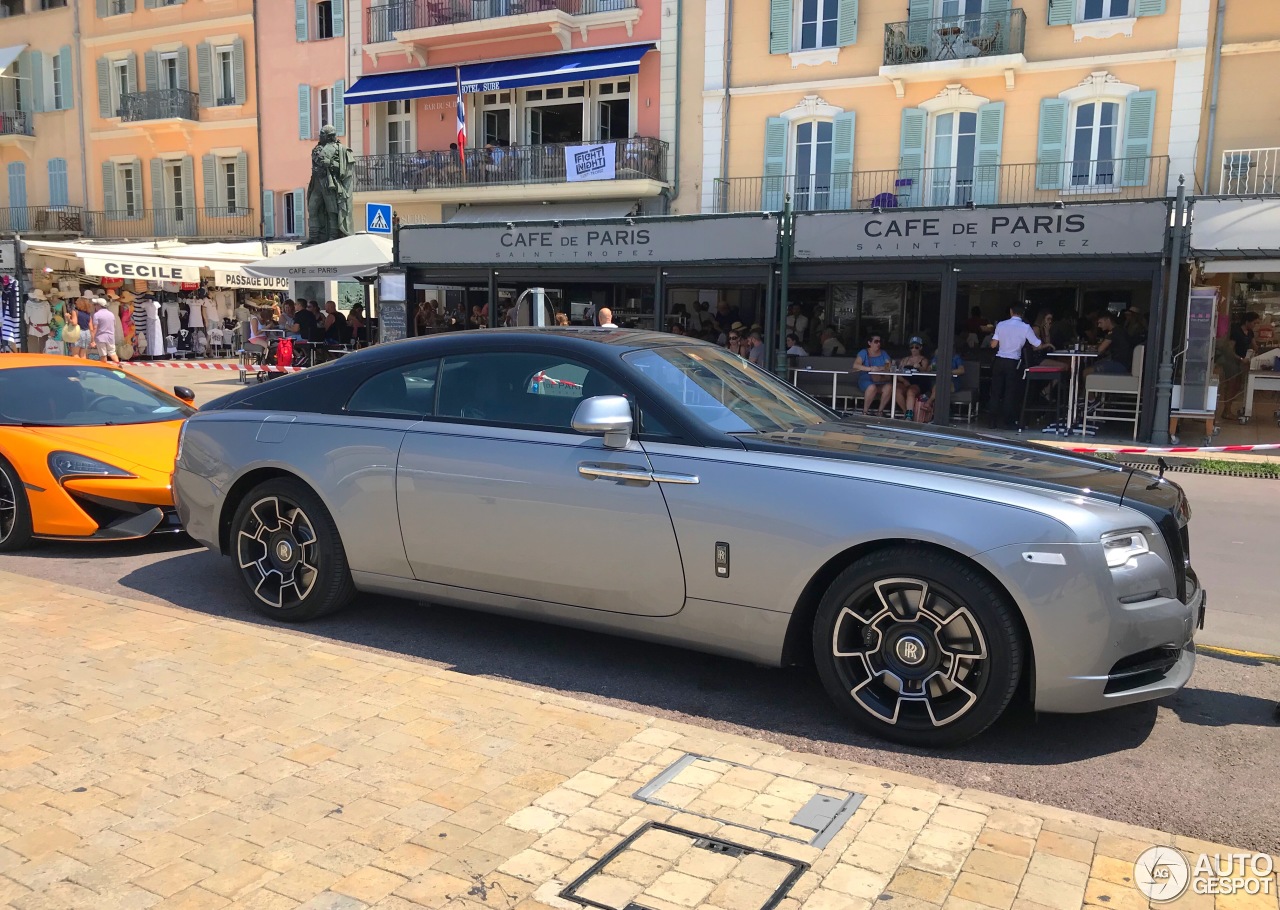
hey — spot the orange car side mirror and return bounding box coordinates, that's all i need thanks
[174,386,196,403]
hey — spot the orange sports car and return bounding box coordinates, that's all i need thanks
[0,355,197,551]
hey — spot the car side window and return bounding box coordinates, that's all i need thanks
[345,360,439,418]
[436,352,625,431]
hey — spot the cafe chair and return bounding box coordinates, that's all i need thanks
[1019,364,1065,430]
[950,359,981,423]
[1082,344,1145,440]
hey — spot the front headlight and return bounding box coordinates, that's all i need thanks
[48,452,135,482]
[1101,529,1150,568]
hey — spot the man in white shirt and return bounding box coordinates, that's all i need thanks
[988,303,1052,430]
[820,328,846,356]
[597,307,618,329]
[786,304,809,343]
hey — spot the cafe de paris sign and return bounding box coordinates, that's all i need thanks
[794,202,1170,259]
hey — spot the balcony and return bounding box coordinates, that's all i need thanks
[117,90,199,123]
[1219,148,1280,195]
[711,157,1169,214]
[881,9,1026,90]
[83,207,256,240]
[354,137,668,204]
[366,0,639,52]
[0,206,84,234]
[0,110,34,145]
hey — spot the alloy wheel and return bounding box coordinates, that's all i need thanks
[236,495,320,610]
[830,576,989,729]
[0,465,15,544]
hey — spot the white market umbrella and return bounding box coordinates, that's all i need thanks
[241,233,393,282]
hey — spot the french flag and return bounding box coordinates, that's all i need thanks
[455,69,467,168]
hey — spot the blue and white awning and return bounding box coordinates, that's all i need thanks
[344,43,653,105]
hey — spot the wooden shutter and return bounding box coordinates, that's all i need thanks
[1035,97,1069,190]
[295,0,309,41]
[1134,0,1165,15]
[7,164,26,213]
[263,189,276,238]
[334,80,346,135]
[124,0,135,11]
[234,151,248,213]
[128,158,142,217]
[897,107,927,207]
[101,161,117,212]
[96,0,108,16]
[97,57,111,117]
[196,43,213,108]
[202,154,216,210]
[180,156,196,219]
[150,158,168,234]
[1047,0,1074,26]
[48,159,69,207]
[1120,90,1157,187]
[144,50,159,92]
[761,117,788,210]
[829,112,856,209]
[232,39,246,104]
[292,187,306,237]
[126,52,138,94]
[972,102,1005,205]
[298,85,312,140]
[57,47,72,110]
[332,0,344,37]
[768,0,791,54]
[907,0,932,47]
[29,51,45,114]
[836,0,858,46]
[177,45,190,90]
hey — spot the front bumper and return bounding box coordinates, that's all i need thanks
[29,475,177,540]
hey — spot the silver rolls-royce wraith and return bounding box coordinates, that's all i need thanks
[173,329,1203,746]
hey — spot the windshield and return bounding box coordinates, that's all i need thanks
[623,344,836,434]
[0,366,194,427]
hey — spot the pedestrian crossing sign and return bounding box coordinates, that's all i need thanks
[366,203,393,235]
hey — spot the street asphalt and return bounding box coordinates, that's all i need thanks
[5,366,1272,854]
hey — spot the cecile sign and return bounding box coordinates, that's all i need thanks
[80,253,202,283]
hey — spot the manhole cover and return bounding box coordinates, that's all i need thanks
[633,753,863,847]
[560,822,806,910]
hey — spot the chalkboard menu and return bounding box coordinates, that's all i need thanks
[379,301,407,344]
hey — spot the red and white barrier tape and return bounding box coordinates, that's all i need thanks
[255,365,306,374]
[124,360,239,370]
[1068,443,1280,455]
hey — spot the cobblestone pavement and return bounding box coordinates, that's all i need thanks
[0,571,1273,910]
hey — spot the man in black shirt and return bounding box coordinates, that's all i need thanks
[1231,311,1260,360]
[292,305,318,343]
[1089,312,1133,376]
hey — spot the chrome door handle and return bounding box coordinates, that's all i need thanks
[650,472,699,485]
[578,464,654,483]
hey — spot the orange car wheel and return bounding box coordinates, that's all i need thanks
[0,456,34,552]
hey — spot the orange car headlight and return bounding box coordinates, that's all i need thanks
[48,452,136,482]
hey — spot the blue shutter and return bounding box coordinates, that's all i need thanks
[292,187,306,237]
[29,51,46,113]
[144,51,159,92]
[1047,0,1074,25]
[1135,0,1165,15]
[332,0,344,37]
[8,163,28,231]
[836,0,858,46]
[57,46,73,110]
[897,108,927,208]
[298,85,312,139]
[232,39,246,104]
[97,56,112,117]
[769,0,791,54]
[829,112,856,210]
[48,159,69,207]
[972,102,1004,205]
[1120,90,1157,187]
[762,117,788,210]
[333,79,346,135]
[907,0,932,47]
[1035,97,1069,190]
[263,189,275,238]
[101,161,117,212]
[295,0,309,41]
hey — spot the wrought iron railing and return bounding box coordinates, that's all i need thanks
[117,89,199,123]
[367,0,635,42]
[83,207,255,239]
[355,137,667,192]
[1219,148,1280,195]
[883,8,1026,65]
[712,157,1169,213]
[0,110,33,138]
[0,206,84,234]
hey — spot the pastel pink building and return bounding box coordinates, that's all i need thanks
[346,0,677,225]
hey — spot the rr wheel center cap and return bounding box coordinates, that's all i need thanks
[895,635,928,666]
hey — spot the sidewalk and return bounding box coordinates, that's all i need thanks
[0,572,1270,910]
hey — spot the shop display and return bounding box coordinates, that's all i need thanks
[25,290,51,349]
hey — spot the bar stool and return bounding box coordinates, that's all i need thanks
[1019,365,1065,430]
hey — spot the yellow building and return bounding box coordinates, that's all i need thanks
[0,0,84,234]
[79,0,260,242]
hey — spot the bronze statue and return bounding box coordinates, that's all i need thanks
[305,124,355,245]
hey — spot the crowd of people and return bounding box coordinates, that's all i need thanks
[243,298,367,366]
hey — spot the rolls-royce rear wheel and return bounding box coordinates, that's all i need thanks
[0,456,33,553]
[231,478,355,622]
[813,547,1022,747]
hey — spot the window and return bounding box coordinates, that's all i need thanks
[794,120,833,211]
[526,83,586,145]
[315,0,333,39]
[0,0,22,17]
[223,160,237,210]
[164,160,185,214]
[112,59,130,112]
[117,163,139,216]
[215,46,235,105]
[435,352,617,431]
[384,99,412,154]
[283,191,297,235]
[929,110,977,206]
[1070,101,1119,186]
[52,52,64,109]
[1081,0,1129,19]
[108,0,130,13]
[798,0,839,50]
[318,87,332,131]
[40,0,69,9]
[9,57,20,112]
[159,52,179,91]
[347,361,439,418]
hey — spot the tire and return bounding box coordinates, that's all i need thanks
[812,546,1023,747]
[0,456,33,553]
[230,477,356,622]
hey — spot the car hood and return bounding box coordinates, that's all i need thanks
[21,422,184,475]
[737,419,1143,504]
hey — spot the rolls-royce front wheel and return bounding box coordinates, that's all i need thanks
[813,547,1022,747]
[231,478,355,622]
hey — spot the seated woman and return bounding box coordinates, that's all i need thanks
[852,334,894,417]
[895,336,932,420]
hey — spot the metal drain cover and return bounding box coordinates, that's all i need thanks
[560,822,806,910]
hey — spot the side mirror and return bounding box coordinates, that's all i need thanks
[174,386,196,403]
[571,395,633,449]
